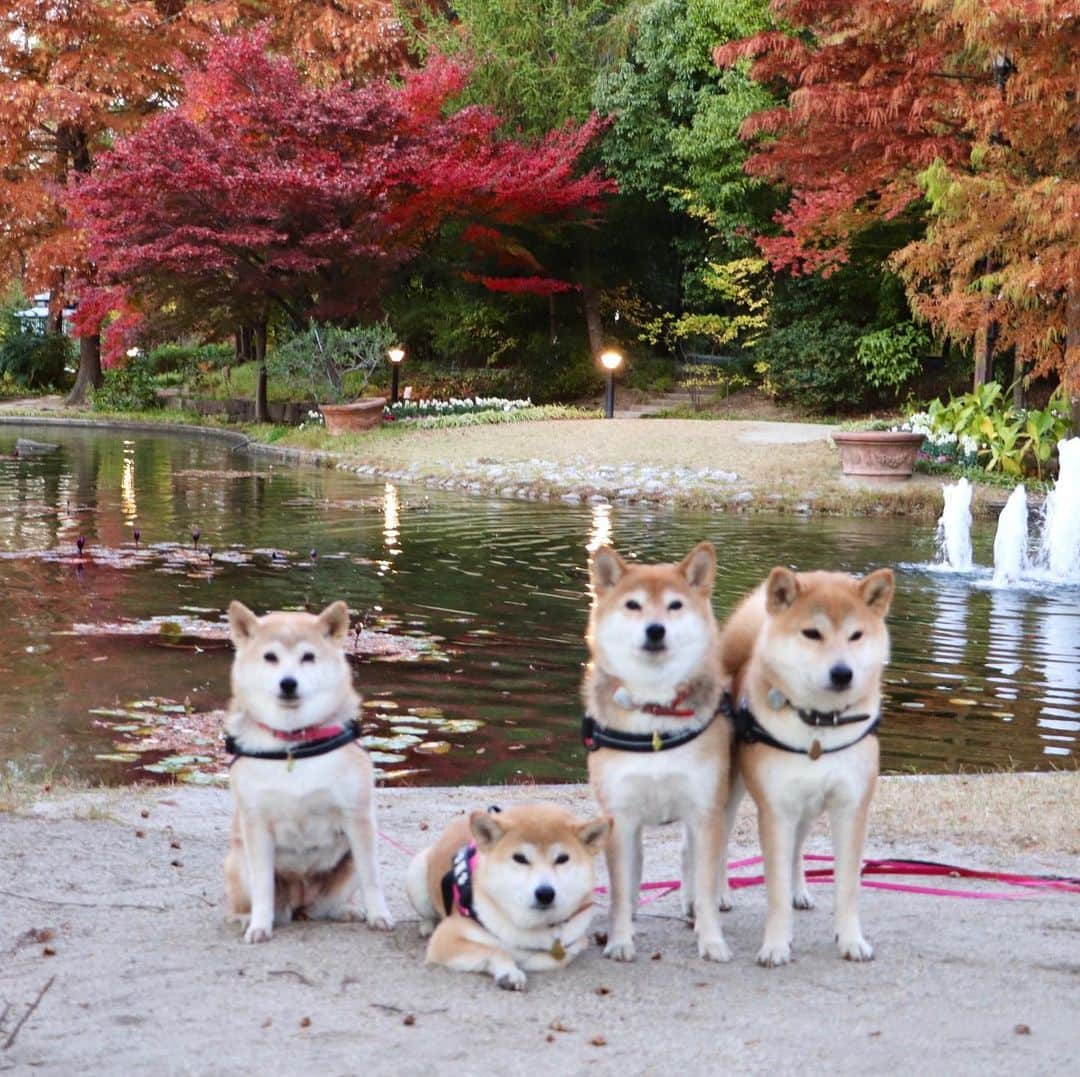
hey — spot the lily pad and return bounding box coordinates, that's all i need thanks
[362,734,422,752]
[367,751,408,764]
[414,740,451,756]
[438,719,483,735]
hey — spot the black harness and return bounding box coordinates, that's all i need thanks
[440,841,481,922]
[582,710,717,753]
[224,719,361,764]
[729,696,880,757]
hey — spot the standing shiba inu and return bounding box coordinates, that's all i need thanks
[223,600,393,943]
[583,542,733,963]
[720,567,894,967]
[405,804,609,990]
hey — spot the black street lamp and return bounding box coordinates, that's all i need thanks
[600,349,623,419]
[388,346,405,404]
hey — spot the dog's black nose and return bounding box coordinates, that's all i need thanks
[829,664,853,689]
[279,676,299,698]
[534,884,556,907]
[644,623,666,644]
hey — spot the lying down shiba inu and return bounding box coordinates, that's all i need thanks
[223,601,393,942]
[583,542,733,963]
[405,804,609,990]
[721,566,894,967]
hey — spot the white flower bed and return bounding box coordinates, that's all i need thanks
[385,396,532,419]
[897,411,979,464]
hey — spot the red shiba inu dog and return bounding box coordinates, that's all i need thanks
[582,542,733,963]
[405,804,609,990]
[721,567,894,966]
[224,601,393,942]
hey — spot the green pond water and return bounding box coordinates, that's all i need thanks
[0,423,1077,786]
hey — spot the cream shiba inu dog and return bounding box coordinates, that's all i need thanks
[583,542,733,963]
[224,600,393,943]
[720,567,894,967]
[405,804,609,990]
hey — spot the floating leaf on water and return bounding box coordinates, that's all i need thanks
[390,725,428,736]
[89,708,133,718]
[179,770,229,786]
[409,706,443,719]
[362,734,422,752]
[158,622,183,638]
[414,740,451,756]
[950,699,979,707]
[367,751,408,764]
[95,753,140,763]
[438,719,483,735]
[362,699,398,710]
[377,768,427,782]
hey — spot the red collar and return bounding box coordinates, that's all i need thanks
[624,688,697,718]
[254,720,347,743]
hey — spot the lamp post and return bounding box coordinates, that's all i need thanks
[600,349,623,419]
[387,346,405,404]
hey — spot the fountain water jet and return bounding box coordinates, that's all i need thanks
[1037,437,1080,581]
[992,485,1028,586]
[936,477,974,570]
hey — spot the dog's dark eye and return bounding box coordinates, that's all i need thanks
[668,600,683,611]
[625,599,641,611]
[512,853,529,865]
[301,652,316,663]
[554,853,570,865]
[801,628,822,641]
[264,652,279,664]
[849,630,863,642]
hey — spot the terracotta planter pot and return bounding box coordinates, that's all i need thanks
[319,397,387,435]
[833,430,925,481]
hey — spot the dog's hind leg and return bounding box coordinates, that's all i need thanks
[603,819,641,962]
[791,813,816,910]
[718,773,745,912]
[680,823,696,920]
[405,849,438,937]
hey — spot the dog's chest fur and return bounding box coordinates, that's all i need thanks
[591,733,722,826]
[231,754,361,877]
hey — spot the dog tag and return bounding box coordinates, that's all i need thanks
[287,751,295,773]
[808,739,823,761]
[652,730,663,752]
[767,688,786,710]
[550,939,566,961]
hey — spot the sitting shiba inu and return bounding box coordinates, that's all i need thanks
[720,567,894,967]
[223,600,393,943]
[582,542,733,963]
[405,804,609,990]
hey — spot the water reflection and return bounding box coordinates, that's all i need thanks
[587,503,612,554]
[378,482,401,576]
[1034,595,1080,757]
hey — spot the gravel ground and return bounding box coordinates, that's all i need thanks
[1,774,1076,1075]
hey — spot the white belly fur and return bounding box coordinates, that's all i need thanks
[595,750,721,826]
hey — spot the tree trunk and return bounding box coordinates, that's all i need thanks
[549,294,557,345]
[66,334,102,406]
[254,321,269,423]
[1010,348,1024,409]
[582,284,604,361]
[1067,288,1080,433]
[972,318,991,390]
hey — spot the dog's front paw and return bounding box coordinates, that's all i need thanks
[792,889,815,910]
[367,911,395,932]
[838,935,874,962]
[698,936,732,963]
[494,967,527,991]
[756,940,792,967]
[244,922,273,944]
[603,938,636,962]
[418,919,435,939]
[718,888,734,913]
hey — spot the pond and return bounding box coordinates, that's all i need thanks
[1,422,1077,786]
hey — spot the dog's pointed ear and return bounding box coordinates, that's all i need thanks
[679,541,716,593]
[590,546,627,595]
[470,809,504,850]
[765,567,800,614]
[317,601,350,644]
[576,815,611,855]
[860,568,894,617]
[227,601,259,644]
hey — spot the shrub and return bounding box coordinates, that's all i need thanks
[89,360,160,411]
[855,323,930,394]
[0,299,73,390]
[754,318,867,413]
[269,321,396,403]
[147,341,231,375]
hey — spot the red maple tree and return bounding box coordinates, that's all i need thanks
[70,34,613,385]
[716,0,1080,401]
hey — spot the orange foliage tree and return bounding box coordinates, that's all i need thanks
[716,0,1080,412]
[0,1,423,403]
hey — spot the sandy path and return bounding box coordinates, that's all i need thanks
[1,775,1076,1075]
